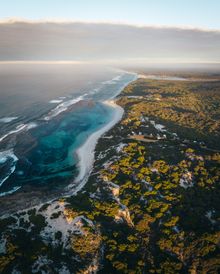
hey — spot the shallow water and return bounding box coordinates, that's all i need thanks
[1,102,114,194]
[0,64,136,196]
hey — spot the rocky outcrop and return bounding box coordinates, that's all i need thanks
[107,181,120,198]
[115,205,134,227]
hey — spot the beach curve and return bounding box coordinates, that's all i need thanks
[67,99,124,195]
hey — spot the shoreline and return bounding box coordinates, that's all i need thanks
[1,74,219,273]
[66,99,124,195]
[0,102,124,216]
[0,73,137,215]
[65,72,138,196]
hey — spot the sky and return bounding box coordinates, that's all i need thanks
[0,0,220,29]
[0,22,220,64]
[0,1,219,64]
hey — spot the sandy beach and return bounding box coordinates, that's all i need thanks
[68,99,124,194]
[66,73,138,195]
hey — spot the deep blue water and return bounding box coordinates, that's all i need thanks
[0,65,136,196]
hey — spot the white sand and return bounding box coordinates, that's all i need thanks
[67,100,124,195]
[67,72,138,195]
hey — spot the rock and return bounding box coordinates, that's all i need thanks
[115,205,134,227]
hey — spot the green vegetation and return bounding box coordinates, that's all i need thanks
[119,79,220,148]
[0,77,220,273]
[71,229,101,259]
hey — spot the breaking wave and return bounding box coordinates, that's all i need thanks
[0,122,38,143]
[0,117,18,123]
[0,149,18,187]
[44,95,85,121]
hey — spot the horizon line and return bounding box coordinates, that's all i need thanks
[1,60,220,65]
[0,17,220,33]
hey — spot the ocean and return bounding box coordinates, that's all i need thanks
[0,63,136,197]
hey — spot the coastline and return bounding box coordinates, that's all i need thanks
[1,75,220,273]
[70,72,201,197]
[0,101,124,216]
[0,74,136,215]
[67,99,124,195]
[65,72,138,195]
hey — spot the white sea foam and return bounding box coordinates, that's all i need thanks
[26,122,38,130]
[49,99,63,104]
[0,122,38,142]
[0,117,18,123]
[0,124,26,142]
[86,75,124,96]
[44,95,84,121]
[112,75,123,81]
[108,74,138,100]
[0,186,21,197]
[102,74,123,85]
[89,88,100,95]
[0,149,18,187]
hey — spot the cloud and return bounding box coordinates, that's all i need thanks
[0,20,219,63]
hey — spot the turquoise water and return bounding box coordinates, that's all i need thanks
[0,70,137,196]
[1,102,114,193]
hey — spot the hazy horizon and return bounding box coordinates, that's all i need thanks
[0,21,220,67]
